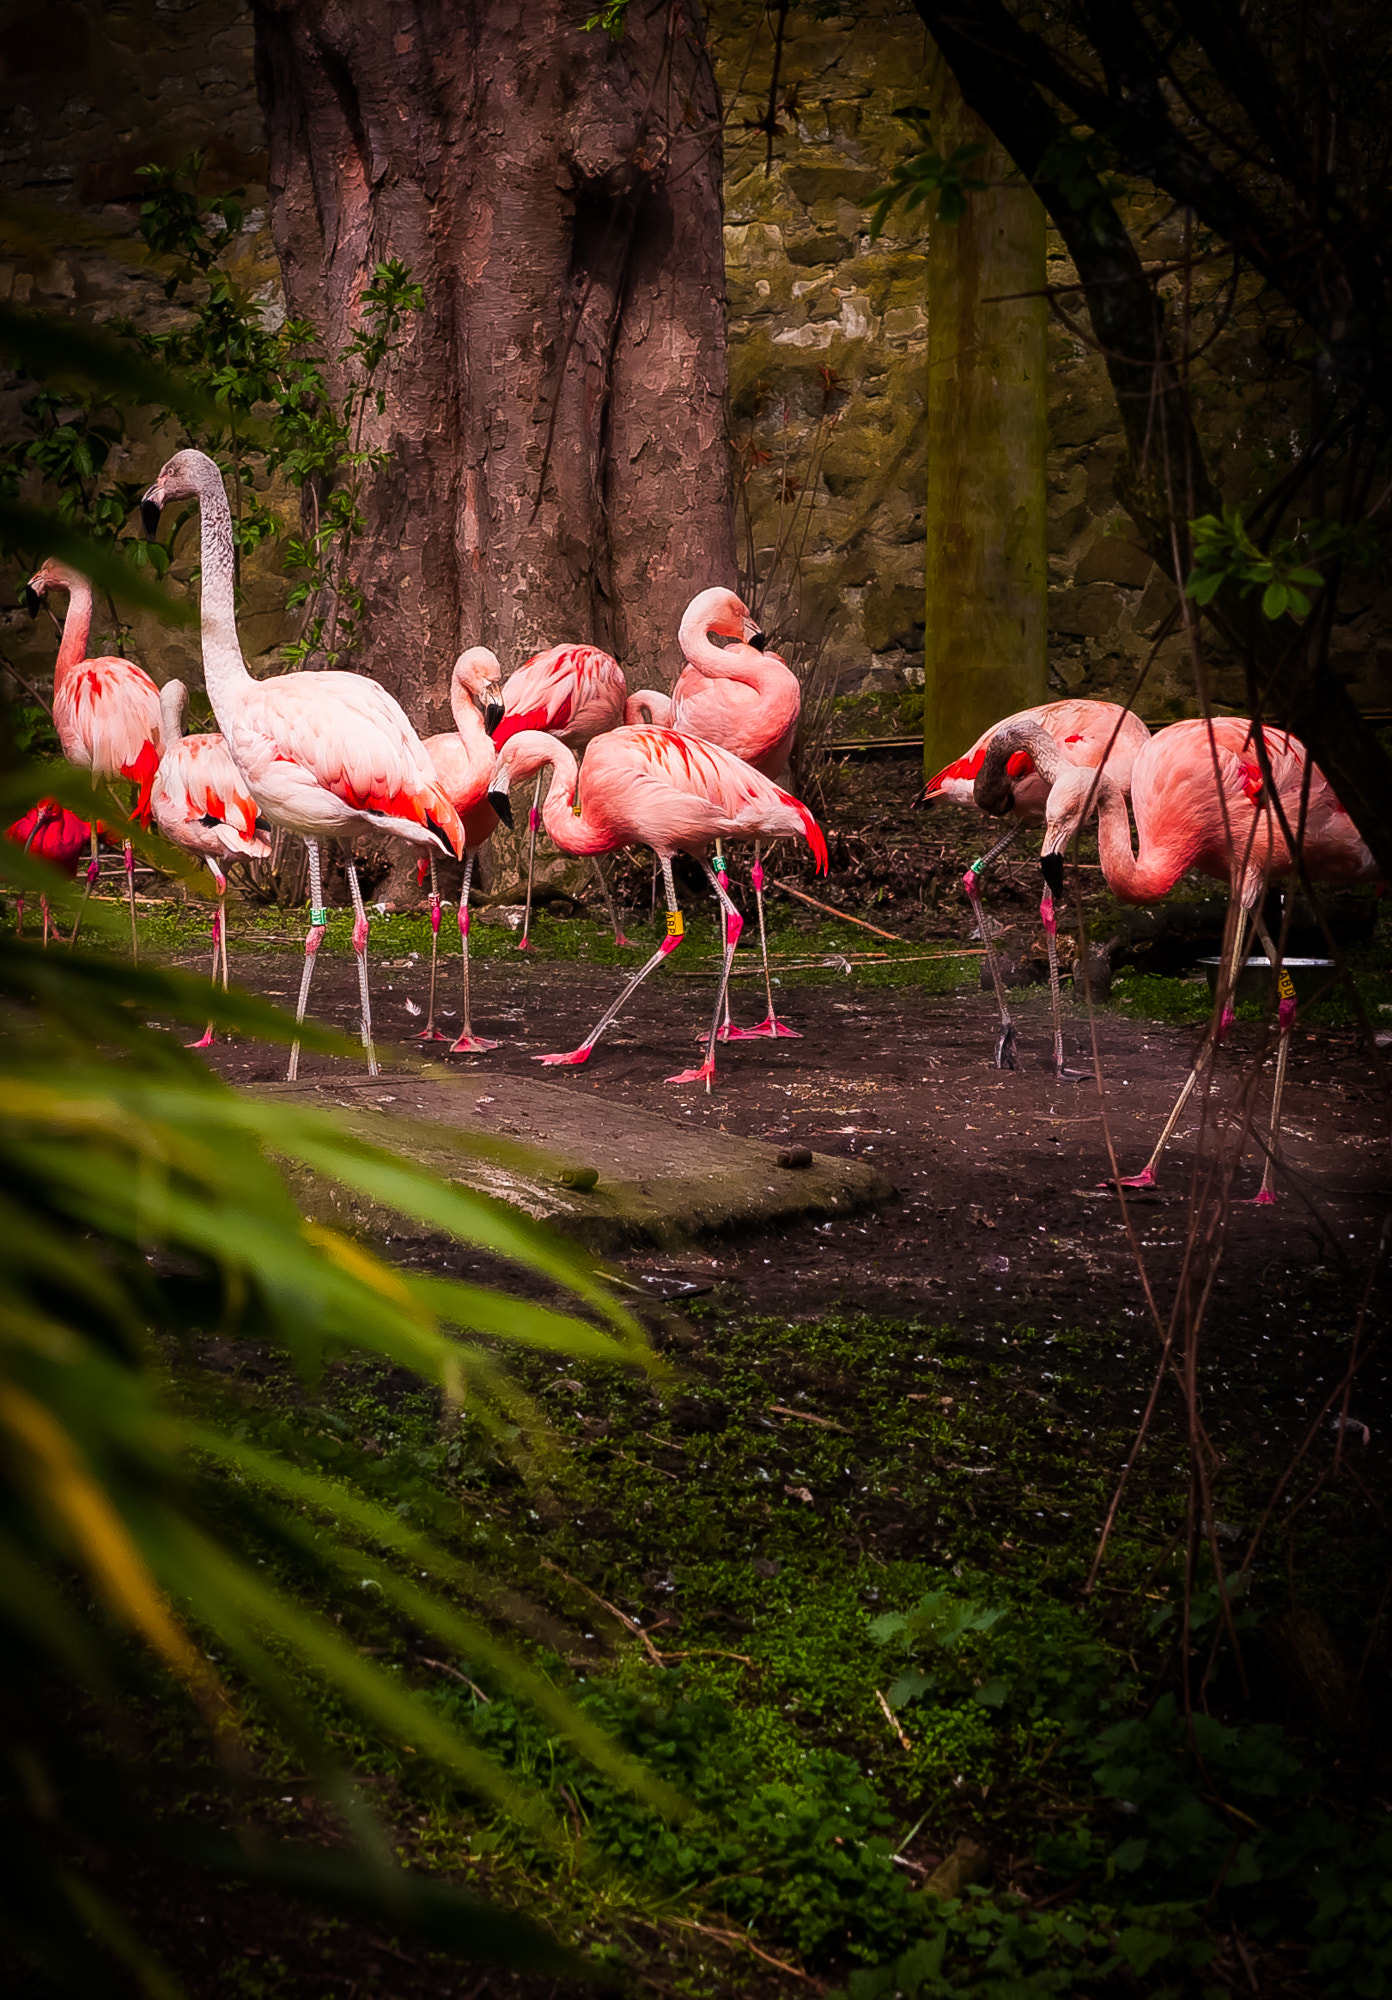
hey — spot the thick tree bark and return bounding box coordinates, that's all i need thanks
[922,60,1047,777]
[251,0,734,736]
[909,0,1392,884]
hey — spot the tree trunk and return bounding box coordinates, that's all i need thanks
[251,0,734,742]
[922,59,1047,779]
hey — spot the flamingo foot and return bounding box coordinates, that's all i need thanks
[1102,1168,1158,1190]
[1249,1188,1277,1206]
[516,938,536,954]
[610,932,636,949]
[534,1047,592,1067]
[666,1058,717,1086]
[412,1026,452,1042]
[186,1025,216,1050]
[994,1023,1018,1071]
[721,1016,802,1040]
[1055,1063,1088,1083]
[448,1032,500,1054]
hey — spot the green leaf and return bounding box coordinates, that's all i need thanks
[1262,581,1289,619]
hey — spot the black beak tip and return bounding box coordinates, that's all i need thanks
[140,497,162,540]
[748,629,768,653]
[1040,853,1065,897]
[23,586,41,619]
[490,788,514,828]
[485,702,505,738]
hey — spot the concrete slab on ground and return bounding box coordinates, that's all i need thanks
[252,1070,894,1253]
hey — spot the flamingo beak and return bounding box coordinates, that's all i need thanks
[140,483,163,538]
[484,691,505,737]
[23,584,42,619]
[1040,853,1065,898]
[747,628,768,652]
[489,785,514,828]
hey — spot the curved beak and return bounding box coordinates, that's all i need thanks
[484,689,505,737]
[488,785,514,828]
[140,482,163,539]
[1040,852,1065,898]
[24,584,43,619]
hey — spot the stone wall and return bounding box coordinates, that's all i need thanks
[3,0,1389,726]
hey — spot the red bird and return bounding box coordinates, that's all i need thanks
[6,798,98,944]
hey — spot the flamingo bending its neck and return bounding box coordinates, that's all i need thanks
[6,799,98,944]
[487,725,828,1091]
[492,642,629,950]
[415,648,506,1052]
[150,678,271,1047]
[140,449,466,1080]
[629,586,803,1039]
[26,557,163,959]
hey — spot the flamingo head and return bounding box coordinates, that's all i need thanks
[159,678,188,740]
[24,557,84,614]
[142,447,222,536]
[452,646,505,736]
[677,586,767,660]
[488,729,568,826]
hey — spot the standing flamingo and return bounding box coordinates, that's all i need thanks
[25,558,163,959]
[919,698,1150,1070]
[5,799,97,942]
[140,450,466,1081]
[491,643,628,950]
[627,587,803,1039]
[486,726,828,1090]
[1023,714,1340,1192]
[150,678,271,1047]
[414,648,505,1052]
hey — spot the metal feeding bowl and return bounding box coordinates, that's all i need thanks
[1200,956,1336,1007]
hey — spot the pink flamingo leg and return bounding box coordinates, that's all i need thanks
[450,852,498,1054]
[720,846,801,1040]
[188,861,227,1050]
[123,839,139,964]
[963,860,1017,1071]
[536,856,682,1068]
[346,861,380,1077]
[1038,861,1085,1080]
[517,776,541,952]
[414,856,450,1041]
[668,862,744,1093]
[1251,980,1297,1205]
[286,837,327,1083]
[68,832,100,949]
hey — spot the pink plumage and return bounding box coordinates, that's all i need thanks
[646,586,801,778]
[6,799,95,874]
[28,559,163,825]
[492,643,626,751]
[921,698,1150,821]
[150,680,270,870]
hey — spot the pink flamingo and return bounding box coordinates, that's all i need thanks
[491,642,629,950]
[1022,714,1372,1194]
[150,678,272,1048]
[627,587,803,1039]
[486,725,828,1090]
[26,557,164,959]
[6,799,98,942]
[414,648,506,1052]
[140,449,466,1081]
[920,697,1150,1071]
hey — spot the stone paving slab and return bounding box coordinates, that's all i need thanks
[253,1070,894,1253]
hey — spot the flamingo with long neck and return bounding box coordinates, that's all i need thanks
[26,557,163,959]
[140,449,466,1080]
[628,587,803,1039]
[492,642,629,950]
[150,678,271,1048]
[487,725,828,1090]
[415,648,505,1051]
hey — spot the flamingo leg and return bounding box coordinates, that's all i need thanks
[1251,975,1297,1205]
[286,837,327,1084]
[535,857,683,1070]
[963,849,1017,1071]
[124,840,139,964]
[720,843,800,1041]
[517,774,542,952]
[588,856,633,948]
[68,826,100,949]
[188,861,226,1051]
[1107,901,1257,1189]
[414,857,449,1041]
[346,859,380,1078]
[668,861,744,1093]
[449,852,499,1054]
[1039,855,1085,1081]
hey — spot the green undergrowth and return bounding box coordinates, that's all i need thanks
[164,1305,1391,1996]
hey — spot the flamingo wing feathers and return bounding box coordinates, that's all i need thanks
[52,657,163,820]
[497,644,625,749]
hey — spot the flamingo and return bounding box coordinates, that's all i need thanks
[491,643,629,950]
[1014,714,1373,1194]
[25,557,163,959]
[414,648,505,1052]
[150,678,272,1048]
[140,449,466,1081]
[486,725,828,1091]
[918,698,1151,1071]
[5,799,98,943]
[627,587,803,1039]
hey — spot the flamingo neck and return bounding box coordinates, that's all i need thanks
[53,576,94,680]
[680,636,773,693]
[449,687,493,760]
[1095,783,1188,903]
[192,461,253,723]
[538,744,614,858]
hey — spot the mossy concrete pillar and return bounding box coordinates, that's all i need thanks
[923,59,1048,776]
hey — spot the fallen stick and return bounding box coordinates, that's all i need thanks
[769,877,911,942]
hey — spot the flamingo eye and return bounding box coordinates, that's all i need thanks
[1005,751,1035,778]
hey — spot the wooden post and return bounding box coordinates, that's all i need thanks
[922,58,1048,777]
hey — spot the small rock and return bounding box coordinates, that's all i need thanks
[777,1145,813,1169]
[924,1837,991,1901]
